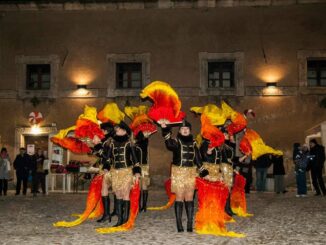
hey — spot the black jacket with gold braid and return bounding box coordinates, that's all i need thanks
[92,134,111,171]
[200,139,234,165]
[135,132,149,165]
[106,135,141,174]
[162,127,208,177]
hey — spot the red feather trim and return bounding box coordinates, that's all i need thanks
[148,106,186,124]
[75,119,104,140]
[132,123,157,137]
[51,136,91,154]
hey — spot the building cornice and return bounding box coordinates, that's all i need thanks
[0,0,326,11]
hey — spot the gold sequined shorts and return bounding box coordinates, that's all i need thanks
[111,167,133,193]
[103,171,112,185]
[141,164,150,187]
[220,163,234,188]
[171,166,197,193]
[203,163,222,182]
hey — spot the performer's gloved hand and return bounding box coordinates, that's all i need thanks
[199,169,209,178]
[161,125,171,137]
[92,143,102,152]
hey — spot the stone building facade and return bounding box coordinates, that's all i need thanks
[0,0,325,182]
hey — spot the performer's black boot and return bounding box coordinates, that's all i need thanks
[185,201,194,232]
[113,199,123,227]
[193,190,197,202]
[110,194,117,217]
[140,190,148,212]
[122,200,130,224]
[97,196,111,223]
[225,194,235,216]
[174,201,184,232]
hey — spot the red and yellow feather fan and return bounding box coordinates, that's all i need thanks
[124,105,157,137]
[53,174,104,227]
[230,174,253,217]
[239,129,283,160]
[195,178,245,237]
[97,103,125,124]
[191,104,226,148]
[140,81,185,124]
[50,126,91,154]
[221,101,247,136]
[74,105,104,140]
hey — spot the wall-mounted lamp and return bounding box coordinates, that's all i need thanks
[266,82,277,87]
[77,84,87,89]
[263,82,282,96]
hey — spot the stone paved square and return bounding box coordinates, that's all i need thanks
[0,189,325,245]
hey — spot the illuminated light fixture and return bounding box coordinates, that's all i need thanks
[266,82,277,87]
[31,124,41,135]
[75,84,90,97]
[77,84,87,89]
[262,82,282,96]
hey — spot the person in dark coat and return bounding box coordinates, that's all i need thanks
[272,155,287,194]
[13,147,30,195]
[31,149,46,196]
[309,139,326,196]
[254,154,272,192]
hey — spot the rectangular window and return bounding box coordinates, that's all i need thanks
[116,63,142,89]
[307,60,326,87]
[26,64,51,90]
[208,61,234,88]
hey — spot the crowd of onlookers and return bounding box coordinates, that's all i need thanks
[237,139,326,197]
[0,147,48,196]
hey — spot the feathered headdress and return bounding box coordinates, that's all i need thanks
[140,81,185,124]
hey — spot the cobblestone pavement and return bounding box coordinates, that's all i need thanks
[0,189,325,245]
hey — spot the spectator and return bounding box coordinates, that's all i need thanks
[272,155,287,194]
[0,148,11,196]
[254,154,272,192]
[238,154,253,194]
[292,143,301,162]
[13,147,30,195]
[32,149,46,196]
[309,139,326,196]
[294,144,310,197]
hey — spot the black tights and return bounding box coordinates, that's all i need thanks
[0,179,8,195]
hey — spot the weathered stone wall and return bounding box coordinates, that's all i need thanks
[0,4,325,180]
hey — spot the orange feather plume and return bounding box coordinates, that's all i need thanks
[221,101,247,136]
[51,136,91,154]
[147,178,176,211]
[124,106,157,137]
[140,81,185,124]
[239,129,283,160]
[231,174,253,217]
[53,174,103,227]
[201,115,225,148]
[195,178,245,237]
